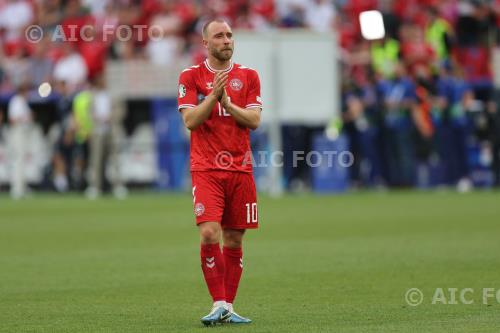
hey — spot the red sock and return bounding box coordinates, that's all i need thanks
[200,243,225,302]
[223,246,243,304]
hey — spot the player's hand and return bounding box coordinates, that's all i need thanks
[220,88,231,110]
[211,71,228,100]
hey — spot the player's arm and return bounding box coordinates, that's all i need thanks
[180,72,228,130]
[220,89,261,130]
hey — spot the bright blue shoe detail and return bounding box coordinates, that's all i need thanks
[225,312,252,324]
[201,306,230,326]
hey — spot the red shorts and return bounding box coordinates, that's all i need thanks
[191,171,258,229]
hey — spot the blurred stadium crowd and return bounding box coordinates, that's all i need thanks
[0,0,500,198]
[339,0,500,190]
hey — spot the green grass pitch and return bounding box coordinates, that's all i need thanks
[1,191,499,332]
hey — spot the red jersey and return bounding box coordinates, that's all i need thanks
[177,59,262,173]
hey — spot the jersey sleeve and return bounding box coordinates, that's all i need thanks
[177,69,198,111]
[245,70,262,110]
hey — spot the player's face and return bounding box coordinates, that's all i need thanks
[204,22,234,61]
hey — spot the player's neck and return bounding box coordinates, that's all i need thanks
[206,57,232,72]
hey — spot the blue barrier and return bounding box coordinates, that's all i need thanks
[250,128,270,192]
[467,143,494,188]
[151,98,189,190]
[311,134,350,193]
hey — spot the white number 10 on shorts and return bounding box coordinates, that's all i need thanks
[245,203,258,223]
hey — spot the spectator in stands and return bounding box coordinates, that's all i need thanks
[59,0,93,45]
[72,82,92,189]
[423,6,454,64]
[0,0,34,57]
[493,0,500,43]
[342,0,377,25]
[28,37,54,87]
[91,0,119,34]
[342,93,365,187]
[278,0,307,27]
[378,63,417,186]
[378,0,401,40]
[146,0,183,66]
[336,10,360,51]
[85,74,127,199]
[400,24,436,75]
[411,65,436,188]
[0,107,5,168]
[253,0,277,25]
[1,46,31,90]
[370,36,400,79]
[78,25,109,80]
[7,82,32,199]
[53,42,88,93]
[232,2,272,31]
[305,0,336,33]
[434,63,472,189]
[437,0,459,26]
[488,100,500,186]
[0,107,4,133]
[456,0,496,47]
[37,0,63,33]
[83,0,109,17]
[453,44,493,102]
[52,80,74,192]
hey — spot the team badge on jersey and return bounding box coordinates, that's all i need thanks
[230,78,243,91]
[194,203,205,216]
[179,84,186,98]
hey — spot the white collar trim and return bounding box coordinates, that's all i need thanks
[204,59,233,73]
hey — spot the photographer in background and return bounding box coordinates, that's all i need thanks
[52,80,75,193]
[487,100,500,186]
[85,74,127,199]
[7,82,33,199]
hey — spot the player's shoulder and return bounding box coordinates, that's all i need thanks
[181,62,203,73]
[234,63,257,72]
[179,63,203,78]
[234,63,259,78]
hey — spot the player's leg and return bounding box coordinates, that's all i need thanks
[199,222,230,325]
[222,229,251,323]
[222,229,245,305]
[220,172,258,324]
[199,222,226,303]
[192,172,230,325]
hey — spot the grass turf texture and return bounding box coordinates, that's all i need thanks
[0,191,499,333]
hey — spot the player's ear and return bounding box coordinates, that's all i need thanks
[202,38,209,49]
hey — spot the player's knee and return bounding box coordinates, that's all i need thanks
[199,225,220,243]
[225,238,242,248]
[223,230,244,248]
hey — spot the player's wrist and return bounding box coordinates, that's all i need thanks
[206,93,218,103]
[222,100,232,112]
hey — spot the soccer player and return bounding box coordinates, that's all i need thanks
[177,19,262,326]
